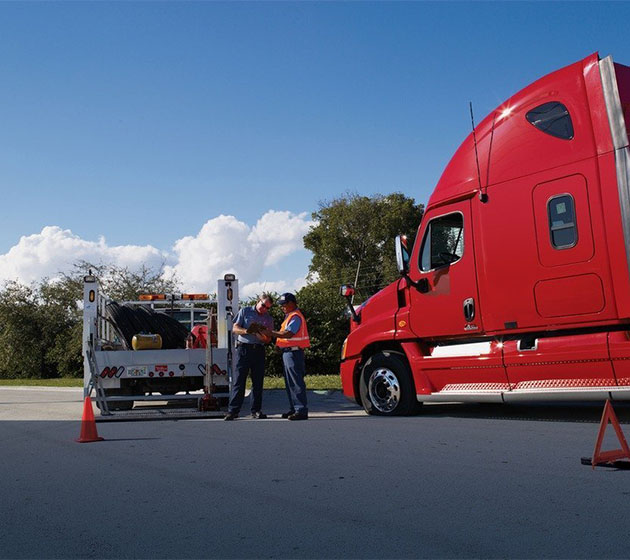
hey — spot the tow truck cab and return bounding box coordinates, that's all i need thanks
[341,52,630,415]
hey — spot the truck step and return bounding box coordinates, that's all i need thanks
[101,392,229,402]
[95,407,226,422]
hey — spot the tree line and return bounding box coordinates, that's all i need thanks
[0,192,423,379]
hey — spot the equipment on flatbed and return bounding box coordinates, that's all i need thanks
[82,274,238,416]
[131,334,162,350]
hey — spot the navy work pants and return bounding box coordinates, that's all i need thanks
[228,344,265,414]
[282,348,308,414]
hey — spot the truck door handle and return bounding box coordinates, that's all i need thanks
[463,298,475,322]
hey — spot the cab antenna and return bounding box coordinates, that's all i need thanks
[469,102,488,203]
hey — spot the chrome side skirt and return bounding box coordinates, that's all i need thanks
[417,386,630,404]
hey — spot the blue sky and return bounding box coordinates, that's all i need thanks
[1,1,630,295]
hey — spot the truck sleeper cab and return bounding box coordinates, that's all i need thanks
[341,52,630,415]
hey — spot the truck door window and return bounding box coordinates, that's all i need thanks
[525,102,574,140]
[420,213,464,271]
[548,194,577,248]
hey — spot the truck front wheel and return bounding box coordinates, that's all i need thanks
[359,352,419,416]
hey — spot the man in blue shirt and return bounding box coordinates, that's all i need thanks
[224,294,274,420]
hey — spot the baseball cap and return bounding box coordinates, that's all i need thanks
[277,292,297,305]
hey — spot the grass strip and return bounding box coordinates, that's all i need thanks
[0,375,342,391]
[0,378,83,387]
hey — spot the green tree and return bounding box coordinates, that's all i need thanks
[304,192,423,302]
[39,275,85,379]
[295,192,424,375]
[0,282,46,378]
[0,262,180,379]
[295,279,348,375]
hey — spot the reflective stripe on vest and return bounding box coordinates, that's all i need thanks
[276,309,310,349]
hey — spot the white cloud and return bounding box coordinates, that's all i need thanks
[164,211,315,296]
[0,226,166,285]
[243,275,309,299]
[248,211,314,266]
[163,215,253,291]
[0,211,316,299]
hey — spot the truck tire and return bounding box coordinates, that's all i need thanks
[359,351,420,416]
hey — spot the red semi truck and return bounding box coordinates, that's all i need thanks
[340,52,630,415]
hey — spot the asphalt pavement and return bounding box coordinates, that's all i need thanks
[1,387,630,559]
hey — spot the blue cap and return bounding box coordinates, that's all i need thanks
[277,292,297,305]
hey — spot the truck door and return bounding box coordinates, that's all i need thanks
[404,200,508,393]
[407,200,482,339]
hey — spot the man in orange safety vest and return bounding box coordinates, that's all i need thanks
[265,292,310,420]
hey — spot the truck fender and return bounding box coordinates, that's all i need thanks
[400,341,433,395]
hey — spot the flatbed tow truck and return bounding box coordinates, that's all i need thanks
[82,273,238,420]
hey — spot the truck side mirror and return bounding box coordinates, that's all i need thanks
[340,284,360,324]
[395,235,410,274]
[417,278,430,293]
[340,284,355,298]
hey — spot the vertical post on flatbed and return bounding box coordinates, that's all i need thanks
[83,274,99,399]
[82,274,110,415]
[217,274,238,399]
[210,308,214,394]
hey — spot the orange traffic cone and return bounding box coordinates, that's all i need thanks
[76,396,104,443]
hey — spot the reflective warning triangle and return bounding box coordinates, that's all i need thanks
[591,400,630,468]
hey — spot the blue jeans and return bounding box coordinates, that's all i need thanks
[228,344,265,413]
[282,349,308,414]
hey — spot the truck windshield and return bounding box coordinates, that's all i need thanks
[420,212,464,271]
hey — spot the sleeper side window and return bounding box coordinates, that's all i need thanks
[548,194,577,249]
[419,213,464,271]
[526,102,574,140]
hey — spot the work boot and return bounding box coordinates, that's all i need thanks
[287,412,308,421]
[281,410,295,419]
[223,412,238,421]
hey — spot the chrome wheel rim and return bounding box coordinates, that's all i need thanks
[368,367,400,413]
